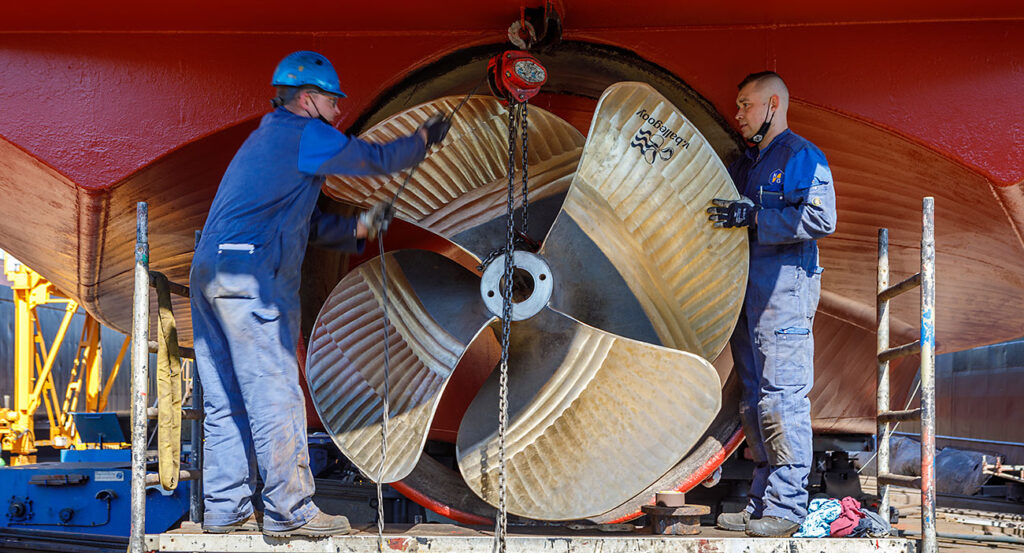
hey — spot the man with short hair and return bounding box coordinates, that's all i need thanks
[708,71,837,537]
[190,50,449,537]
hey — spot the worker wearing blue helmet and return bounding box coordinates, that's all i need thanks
[708,71,837,538]
[190,50,451,537]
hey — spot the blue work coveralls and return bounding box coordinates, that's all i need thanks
[727,128,837,524]
[189,108,424,532]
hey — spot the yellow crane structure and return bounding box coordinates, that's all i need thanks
[0,255,129,465]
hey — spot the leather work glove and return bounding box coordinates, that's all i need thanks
[420,114,451,148]
[707,197,758,228]
[359,202,395,241]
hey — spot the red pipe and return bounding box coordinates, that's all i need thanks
[390,480,493,526]
[389,427,745,526]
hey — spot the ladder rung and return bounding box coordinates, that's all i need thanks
[878,273,922,302]
[144,468,200,486]
[878,408,922,423]
[147,407,202,420]
[878,472,922,489]
[878,340,921,362]
[147,341,196,360]
[148,272,191,298]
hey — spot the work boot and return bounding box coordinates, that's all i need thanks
[715,510,750,531]
[203,511,262,533]
[263,511,352,538]
[745,515,800,537]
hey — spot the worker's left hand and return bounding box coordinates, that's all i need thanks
[359,202,395,241]
[707,197,757,228]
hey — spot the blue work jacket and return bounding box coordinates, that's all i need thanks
[728,129,837,277]
[197,108,425,295]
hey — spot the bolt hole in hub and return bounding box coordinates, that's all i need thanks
[480,251,552,321]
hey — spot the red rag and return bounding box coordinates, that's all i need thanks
[830,496,865,537]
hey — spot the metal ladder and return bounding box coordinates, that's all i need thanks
[876,197,936,553]
[129,201,204,553]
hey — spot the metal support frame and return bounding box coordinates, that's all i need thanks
[876,197,936,553]
[129,203,152,553]
[0,255,128,465]
[129,202,203,553]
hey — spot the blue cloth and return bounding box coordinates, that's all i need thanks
[190,108,424,532]
[730,129,837,524]
[794,498,843,538]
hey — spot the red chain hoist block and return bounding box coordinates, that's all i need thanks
[487,50,547,103]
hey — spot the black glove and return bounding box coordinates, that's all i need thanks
[420,114,451,148]
[359,202,395,241]
[707,197,758,228]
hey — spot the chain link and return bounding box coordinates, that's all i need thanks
[477,104,534,273]
[520,102,530,239]
[491,99,529,553]
[376,234,392,553]
[372,83,505,551]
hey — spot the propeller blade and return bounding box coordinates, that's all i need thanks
[323,96,584,259]
[306,249,494,482]
[456,307,720,520]
[541,81,748,360]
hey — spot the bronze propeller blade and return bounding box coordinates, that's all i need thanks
[323,96,584,259]
[306,249,493,482]
[456,306,720,520]
[542,81,748,359]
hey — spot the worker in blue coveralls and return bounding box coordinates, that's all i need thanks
[189,51,450,537]
[708,71,837,538]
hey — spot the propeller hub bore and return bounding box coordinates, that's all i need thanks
[480,251,552,321]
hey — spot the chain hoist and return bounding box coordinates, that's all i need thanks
[372,49,546,553]
[485,48,546,553]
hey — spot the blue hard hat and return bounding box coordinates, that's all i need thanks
[271,51,346,97]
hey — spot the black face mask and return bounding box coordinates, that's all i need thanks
[303,92,332,125]
[750,100,776,144]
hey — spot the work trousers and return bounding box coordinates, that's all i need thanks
[189,238,317,533]
[731,262,821,524]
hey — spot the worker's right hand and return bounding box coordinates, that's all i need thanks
[420,114,451,148]
[359,202,394,241]
[707,196,757,228]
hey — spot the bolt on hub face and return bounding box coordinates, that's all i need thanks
[480,251,552,321]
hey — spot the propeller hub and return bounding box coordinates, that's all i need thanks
[480,251,552,321]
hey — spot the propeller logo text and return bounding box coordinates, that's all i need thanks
[633,108,691,150]
[631,108,690,165]
[631,130,675,165]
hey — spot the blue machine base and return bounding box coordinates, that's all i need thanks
[0,460,189,538]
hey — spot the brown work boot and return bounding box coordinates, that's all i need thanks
[263,511,352,538]
[203,511,262,533]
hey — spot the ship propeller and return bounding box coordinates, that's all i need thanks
[306,82,747,520]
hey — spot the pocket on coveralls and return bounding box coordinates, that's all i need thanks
[213,243,259,299]
[773,327,812,387]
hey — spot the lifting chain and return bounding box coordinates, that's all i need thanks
[369,80,527,553]
[376,231,392,553]
[374,83,482,552]
[492,98,530,553]
[477,103,533,273]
